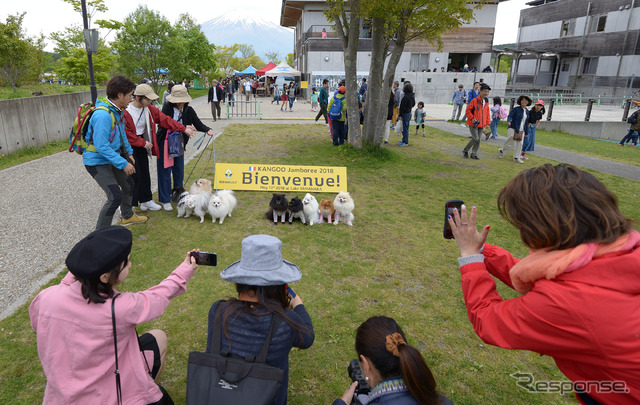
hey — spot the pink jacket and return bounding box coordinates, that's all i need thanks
[29,262,195,404]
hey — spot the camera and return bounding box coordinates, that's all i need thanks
[189,251,217,266]
[347,359,371,396]
[472,119,480,128]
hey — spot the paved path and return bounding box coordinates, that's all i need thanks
[0,95,637,320]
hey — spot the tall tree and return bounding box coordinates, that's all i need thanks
[112,6,173,91]
[163,14,216,84]
[213,44,241,72]
[0,13,44,91]
[264,50,281,63]
[237,44,256,59]
[326,0,475,147]
[57,44,117,85]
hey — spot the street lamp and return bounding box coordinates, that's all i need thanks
[81,0,98,104]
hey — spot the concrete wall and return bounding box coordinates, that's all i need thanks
[539,121,629,141]
[395,72,509,104]
[0,90,106,155]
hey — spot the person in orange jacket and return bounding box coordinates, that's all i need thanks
[448,163,640,405]
[463,83,491,159]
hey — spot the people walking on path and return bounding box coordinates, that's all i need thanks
[207,79,225,122]
[315,79,329,124]
[467,82,480,106]
[499,95,531,164]
[451,84,467,121]
[288,82,296,112]
[272,84,281,105]
[489,96,504,139]
[463,83,491,159]
[281,83,289,112]
[620,110,640,146]
[124,84,195,212]
[83,75,147,229]
[521,99,545,160]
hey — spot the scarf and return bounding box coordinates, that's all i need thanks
[509,230,640,295]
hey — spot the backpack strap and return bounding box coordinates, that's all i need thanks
[111,293,123,405]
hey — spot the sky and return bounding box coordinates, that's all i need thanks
[2,0,529,52]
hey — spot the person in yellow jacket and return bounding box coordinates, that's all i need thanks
[328,86,348,145]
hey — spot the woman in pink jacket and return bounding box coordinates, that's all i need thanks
[448,163,640,404]
[29,226,199,404]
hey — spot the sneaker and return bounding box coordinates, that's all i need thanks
[521,153,529,160]
[471,155,479,160]
[514,158,524,164]
[422,133,426,137]
[161,202,173,211]
[121,213,148,226]
[384,141,388,144]
[140,200,161,211]
[463,151,469,158]
[498,148,504,159]
[398,142,408,147]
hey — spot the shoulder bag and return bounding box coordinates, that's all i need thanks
[186,307,284,405]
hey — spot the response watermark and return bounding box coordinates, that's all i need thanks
[510,372,629,395]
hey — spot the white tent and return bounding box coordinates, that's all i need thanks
[265,62,301,77]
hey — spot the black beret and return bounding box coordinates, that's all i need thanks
[65,226,132,279]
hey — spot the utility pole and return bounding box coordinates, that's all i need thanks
[81,0,98,104]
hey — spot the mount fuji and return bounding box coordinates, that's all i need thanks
[200,10,294,63]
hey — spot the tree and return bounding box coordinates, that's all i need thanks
[112,6,173,91]
[285,52,295,67]
[213,44,241,72]
[325,0,475,147]
[0,13,44,91]
[264,50,281,63]
[163,14,216,85]
[61,0,122,41]
[57,44,117,85]
[237,44,255,59]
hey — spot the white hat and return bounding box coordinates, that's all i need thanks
[166,84,192,103]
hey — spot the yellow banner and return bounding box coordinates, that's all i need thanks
[300,81,308,89]
[215,163,347,193]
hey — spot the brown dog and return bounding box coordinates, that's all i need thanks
[318,199,335,223]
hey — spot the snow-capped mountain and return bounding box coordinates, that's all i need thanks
[200,10,294,63]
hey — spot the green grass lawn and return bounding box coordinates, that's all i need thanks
[1,124,639,404]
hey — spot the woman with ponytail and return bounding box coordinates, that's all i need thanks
[333,316,452,405]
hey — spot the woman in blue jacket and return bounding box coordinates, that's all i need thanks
[498,95,531,164]
[333,316,452,405]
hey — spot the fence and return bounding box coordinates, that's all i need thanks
[226,99,261,120]
[0,90,106,155]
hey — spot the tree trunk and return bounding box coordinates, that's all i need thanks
[362,17,387,145]
[344,2,362,148]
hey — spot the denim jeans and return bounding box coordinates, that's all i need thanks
[289,96,295,109]
[401,112,411,144]
[490,117,500,138]
[157,154,185,203]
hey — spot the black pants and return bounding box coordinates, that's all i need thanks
[132,146,152,206]
[315,103,328,123]
[210,101,221,121]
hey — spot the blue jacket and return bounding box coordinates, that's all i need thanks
[507,105,530,135]
[467,89,479,103]
[83,98,132,170]
[206,300,314,405]
[452,89,467,104]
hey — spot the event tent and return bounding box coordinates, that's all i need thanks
[264,62,301,77]
[256,62,277,76]
[236,65,257,75]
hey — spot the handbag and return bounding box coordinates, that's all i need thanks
[186,307,284,405]
[513,131,524,141]
[167,131,184,158]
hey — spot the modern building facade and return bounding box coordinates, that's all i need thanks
[280,0,507,91]
[509,0,640,98]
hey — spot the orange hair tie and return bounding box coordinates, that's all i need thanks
[385,332,406,357]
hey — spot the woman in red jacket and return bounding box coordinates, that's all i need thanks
[448,163,639,404]
[124,84,195,211]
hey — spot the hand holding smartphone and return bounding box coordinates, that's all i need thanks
[443,199,464,239]
[189,251,217,266]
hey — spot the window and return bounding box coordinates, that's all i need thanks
[561,60,571,72]
[410,53,429,72]
[589,15,606,33]
[560,19,575,37]
[582,57,598,74]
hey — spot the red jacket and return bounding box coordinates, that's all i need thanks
[124,104,185,158]
[461,243,640,404]
[465,96,491,128]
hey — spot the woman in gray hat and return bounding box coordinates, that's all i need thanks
[206,235,315,405]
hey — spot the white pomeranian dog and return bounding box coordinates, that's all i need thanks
[189,178,212,195]
[302,193,319,226]
[172,187,210,223]
[208,190,237,224]
[333,191,354,226]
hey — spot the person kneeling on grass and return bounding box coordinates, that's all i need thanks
[29,226,201,404]
[448,163,640,404]
[333,316,453,405]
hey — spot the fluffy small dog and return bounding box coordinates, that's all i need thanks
[302,193,319,226]
[318,199,335,224]
[208,190,237,224]
[190,178,212,195]
[267,193,289,224]
[171,186,210,223]
[333,191,354,226]
[288,197,305,224]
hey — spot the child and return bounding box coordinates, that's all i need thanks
[310,87,319,112]
[281,83,289,112]
[490,96,502,139]
[414,101,426,137]
[272,84,281,105]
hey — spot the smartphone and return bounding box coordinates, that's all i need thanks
[190,251,217,266]
[443,199,464,239]
[286,285,297,298]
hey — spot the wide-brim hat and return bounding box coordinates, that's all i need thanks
[220,235,301,286]
[166,84,192,103]
[66,226,132,279]
[517,95,532,106]
[133,83,159,100]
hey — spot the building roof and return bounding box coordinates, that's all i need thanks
[526,0,560,6]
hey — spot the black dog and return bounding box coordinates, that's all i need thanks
[287,197,305,224]
[266,193,288,224]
